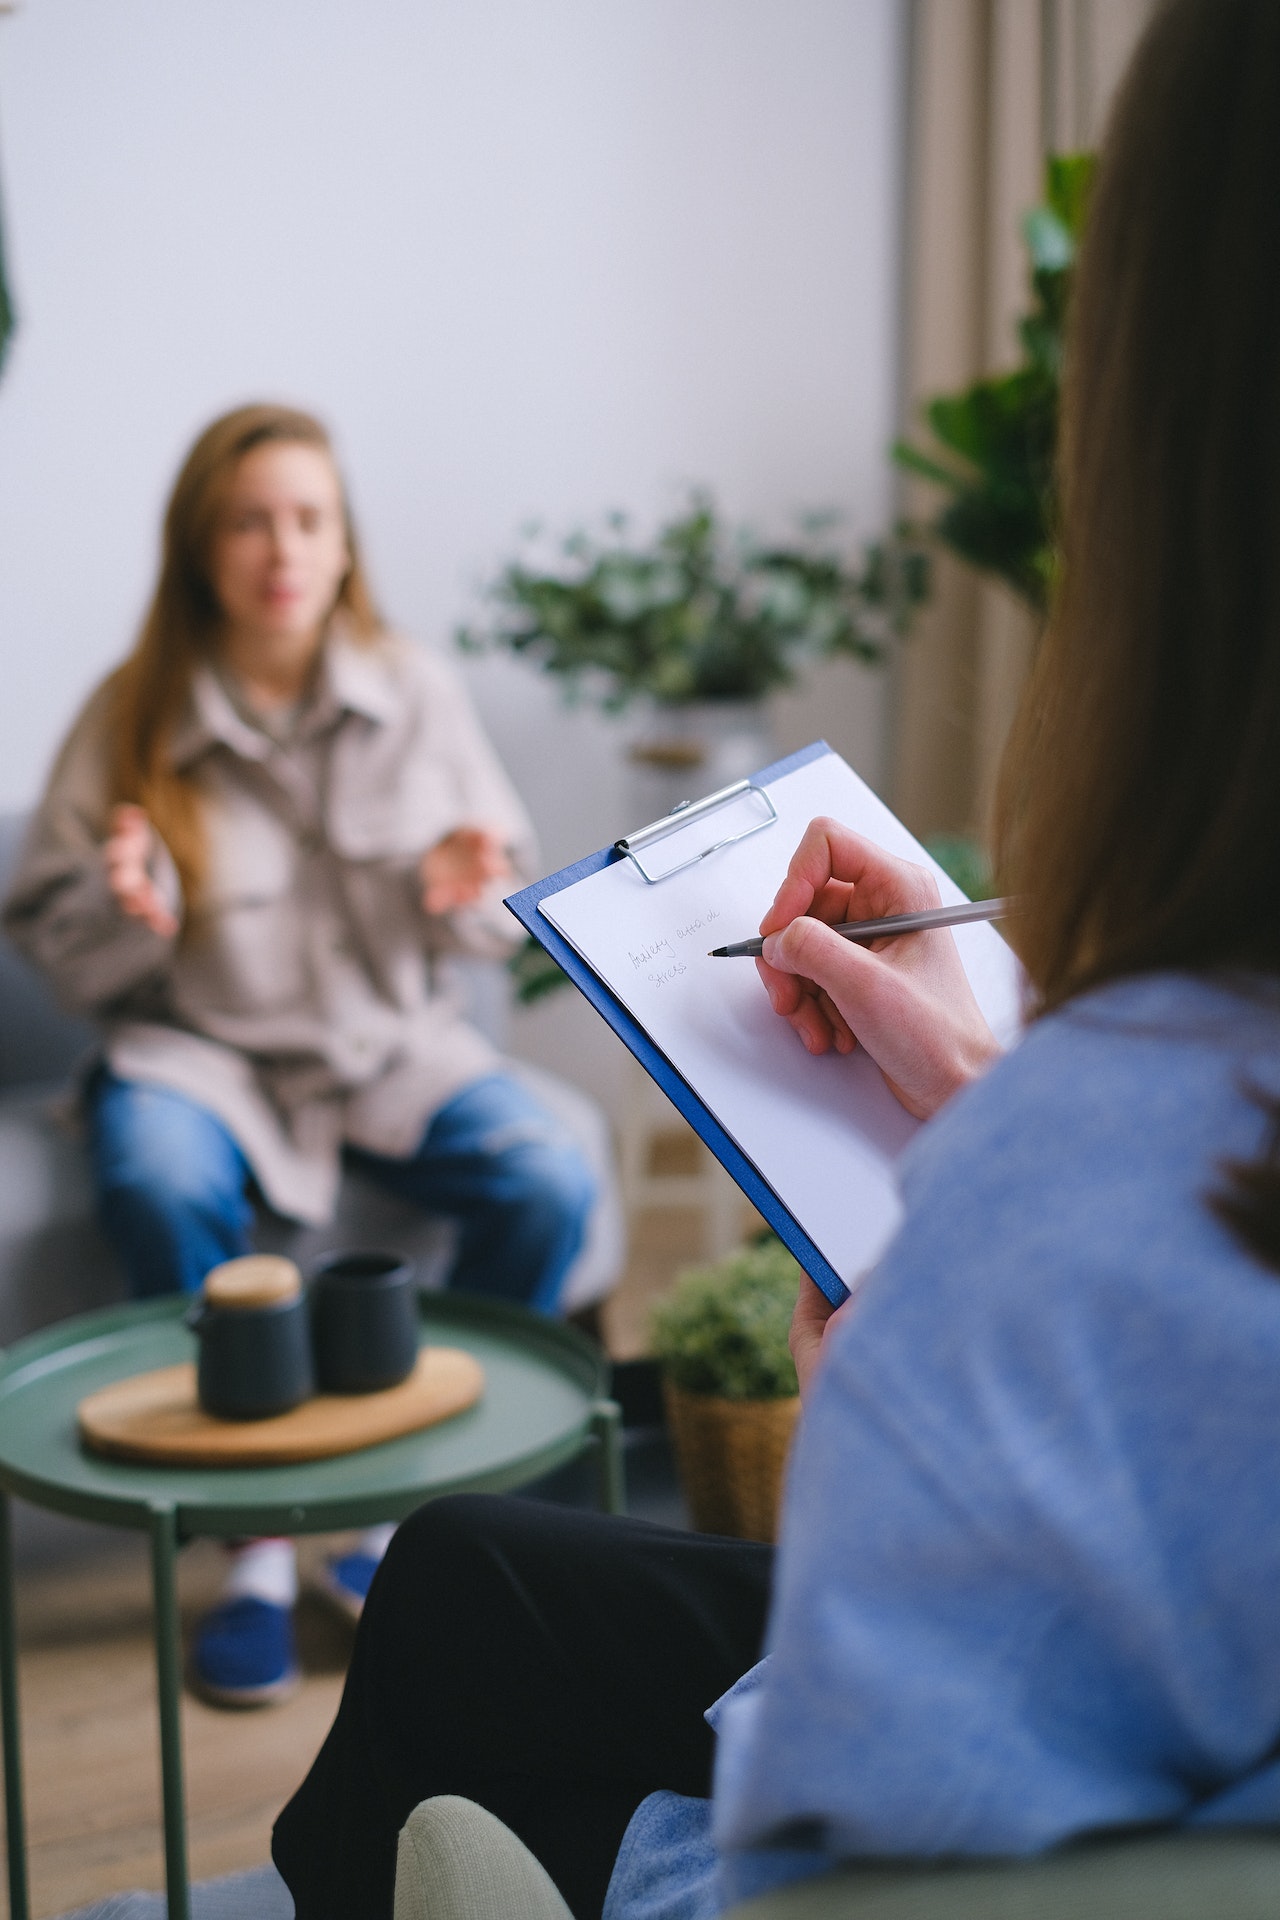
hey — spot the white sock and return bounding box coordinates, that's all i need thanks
[223,1537,298,1608]
[354,1523,395,1562]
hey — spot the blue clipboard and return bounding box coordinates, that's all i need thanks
[504,740,849,1306]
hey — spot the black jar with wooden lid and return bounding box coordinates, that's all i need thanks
[187,1255,315,1420]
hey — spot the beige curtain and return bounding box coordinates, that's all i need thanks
[890,0,1154,844]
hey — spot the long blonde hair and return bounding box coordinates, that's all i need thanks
[108,403,381,903]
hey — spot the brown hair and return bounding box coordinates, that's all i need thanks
[993,0,1280,1264]
[108,402,381,903]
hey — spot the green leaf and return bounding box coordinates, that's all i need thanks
[506,935,571,1004]
[923,834,992,902]
[1046,151,1096,238]
[1023,205,1074,274]
[892,440,969,491]
[892,150,1093,618]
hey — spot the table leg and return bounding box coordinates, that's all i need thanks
[590,1399,625,1515]
[148,1504,190,1920]
[0,1492,28,1920]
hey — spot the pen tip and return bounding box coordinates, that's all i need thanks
[708,947,724,957]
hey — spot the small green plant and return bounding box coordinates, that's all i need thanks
[895,154,1095,616]
[459,495,927,712]
[650,1235,801,1400]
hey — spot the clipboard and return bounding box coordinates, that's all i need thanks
[506,741,1022,1309]
[508,743,849,1304]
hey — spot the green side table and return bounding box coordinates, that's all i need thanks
[0,1292,623,1920]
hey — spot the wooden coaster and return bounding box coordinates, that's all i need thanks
[77,1347,485,1468]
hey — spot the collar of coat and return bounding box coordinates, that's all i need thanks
[166,625,400,770]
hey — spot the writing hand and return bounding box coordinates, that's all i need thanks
[755,817,1001,1120]
[420,826,512,916]
[103,805,179,938]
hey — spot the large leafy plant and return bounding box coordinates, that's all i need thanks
[458,496,927,710]
[895,154,1095,615]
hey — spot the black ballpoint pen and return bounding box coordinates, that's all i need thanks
[707,897,1016,958]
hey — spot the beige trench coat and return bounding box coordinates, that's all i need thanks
[2,631,537,1223]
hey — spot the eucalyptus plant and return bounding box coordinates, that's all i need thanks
[458,495,927,711]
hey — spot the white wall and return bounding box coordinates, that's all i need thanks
[0,0,904,1114]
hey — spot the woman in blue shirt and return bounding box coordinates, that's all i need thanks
[275,0,1280,1912]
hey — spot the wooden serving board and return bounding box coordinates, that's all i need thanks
[77,1347,485,1467]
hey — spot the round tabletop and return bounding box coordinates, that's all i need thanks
[0,1293,609,1538]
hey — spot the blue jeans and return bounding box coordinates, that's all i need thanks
[86,1069,596,1314]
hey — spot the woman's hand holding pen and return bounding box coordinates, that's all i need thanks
[420,826,512,915]
[103,804,179,938]
[755,816,1002,1122]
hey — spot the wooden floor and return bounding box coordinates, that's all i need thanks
[5,1532,351,1917]
[3,1147,734,1917]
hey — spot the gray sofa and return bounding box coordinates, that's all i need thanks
[0,814,623,1345]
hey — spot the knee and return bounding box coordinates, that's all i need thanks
[91,1081,245,1215]
[368,1496,516,1633]
[98,1148,240,1223]
[386,1493,506,1573]
[494,1139,596,1235]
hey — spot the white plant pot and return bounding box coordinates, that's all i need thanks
[625,698,776,830]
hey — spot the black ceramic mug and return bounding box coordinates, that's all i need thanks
[309,1250,419,1395]
[187,1290,315,1421]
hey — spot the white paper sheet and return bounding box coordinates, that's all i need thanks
[538,749,1024,1288]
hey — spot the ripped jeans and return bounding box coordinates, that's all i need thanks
[86,1069,596,1314]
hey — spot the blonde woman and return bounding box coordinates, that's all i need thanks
[4,404,594,1705]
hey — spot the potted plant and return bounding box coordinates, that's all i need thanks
[894,151,1095,620]
[462,496,926,1003]
[458,492,923,713]
[649,1233,802,1543]
[459,493,925,808]
[892,153,1095,892]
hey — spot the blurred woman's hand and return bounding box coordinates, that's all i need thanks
[420,826,512,915]
[103,805,179,938]
[756,817,1001,1121]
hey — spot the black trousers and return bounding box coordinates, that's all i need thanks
[272,1494,774,1920]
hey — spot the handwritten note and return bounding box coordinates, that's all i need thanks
[539,750,1023,1289]
[625,906,724,989]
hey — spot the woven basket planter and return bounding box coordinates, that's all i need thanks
[663,1381,800,1543]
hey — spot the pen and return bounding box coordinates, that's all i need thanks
[708,896,1016,958]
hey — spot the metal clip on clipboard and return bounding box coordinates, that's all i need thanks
[614,778,778,884]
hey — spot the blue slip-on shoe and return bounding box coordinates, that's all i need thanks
[314,1549,381,1624]
[187,1596,300,1708]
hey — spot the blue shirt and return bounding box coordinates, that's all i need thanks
[605,974,1280,1918]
